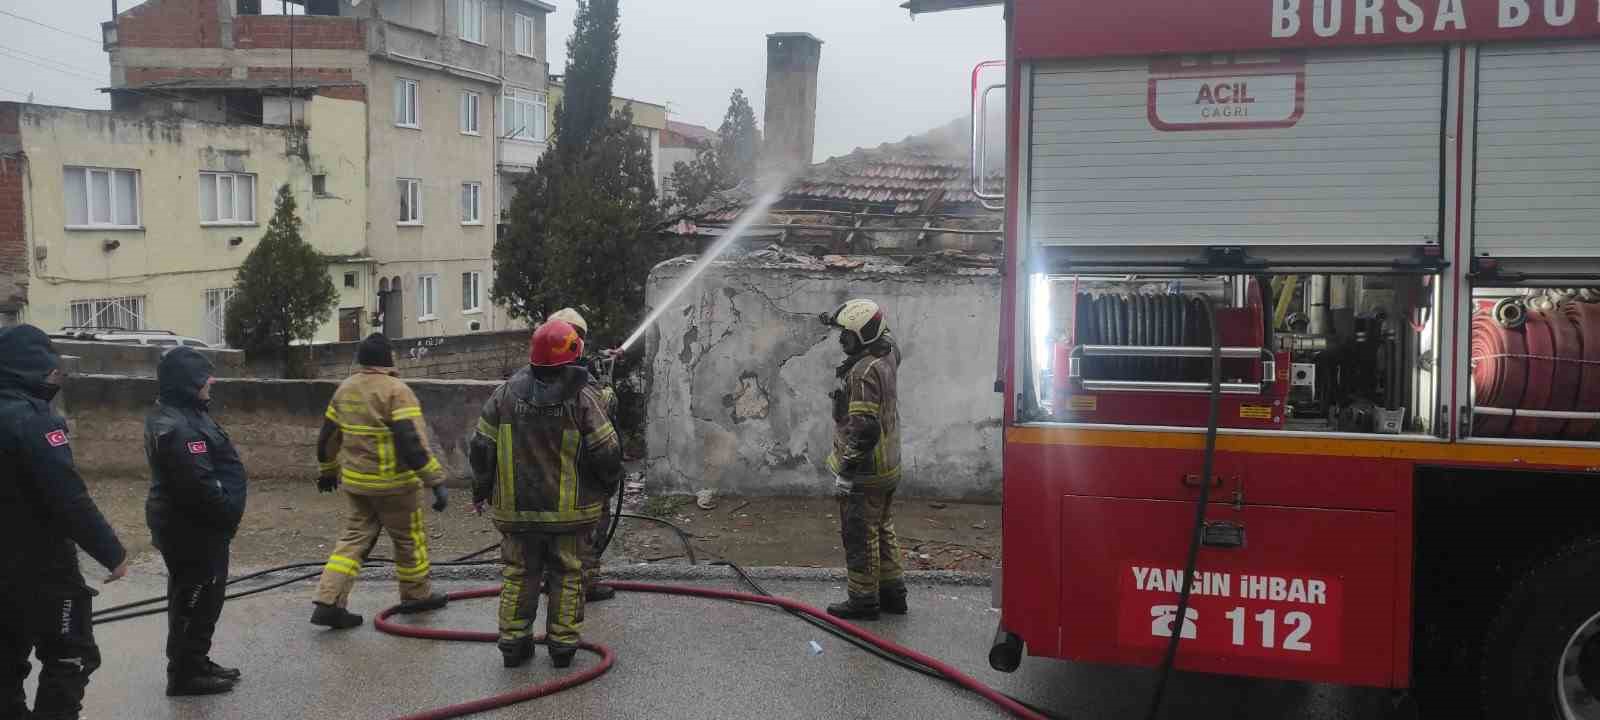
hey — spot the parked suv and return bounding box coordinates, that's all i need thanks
[53,327,213,349]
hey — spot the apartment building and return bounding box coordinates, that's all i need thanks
[0,0,675,343]
[98,0,554,340]
[0,98,369,345]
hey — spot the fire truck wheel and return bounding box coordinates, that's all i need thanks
[1481,538,1600,720]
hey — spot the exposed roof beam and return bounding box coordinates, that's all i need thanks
[899,0,1002,15]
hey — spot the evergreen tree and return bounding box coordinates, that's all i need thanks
[666,139,722,215]
[224,185,338,376]
[554,0,619,161]
[716,88,761,187]
[492,0,661,349]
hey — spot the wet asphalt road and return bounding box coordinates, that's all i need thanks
[52,568,1395,720]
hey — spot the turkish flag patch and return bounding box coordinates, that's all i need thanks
[45,429,68,447]
[187,440,208,455]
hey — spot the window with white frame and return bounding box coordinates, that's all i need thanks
[460,182,482,224]
[418,274,439,320]
[501,88,547,142]
[459,0,484,44]
[514,13,535,57]
[394,78,419,128]
[462,271,481,313]
[398,178,422,224]
[69,295,146,330]
[198,172,256,225]
[203,288,237,347]
[460,91,481,135]
[63,167,141,228]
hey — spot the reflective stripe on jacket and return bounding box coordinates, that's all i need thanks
[470,365,622,533]
[322,368,444,496]
[826,340,902,490]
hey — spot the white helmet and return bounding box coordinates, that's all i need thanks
[821,299,888,345]
[547,307,588,337]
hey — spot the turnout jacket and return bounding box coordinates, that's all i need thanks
[470,365,622,533]
[318,367,445,496]
[145,347,248,541]
[826,337,903,490]
[0,325,125,590]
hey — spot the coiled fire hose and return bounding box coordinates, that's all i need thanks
[1472,298,1600,440]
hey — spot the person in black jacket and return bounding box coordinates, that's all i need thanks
[144,347,247,697]
[0,324,128,720]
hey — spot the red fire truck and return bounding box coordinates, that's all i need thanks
[911,0,1600,716]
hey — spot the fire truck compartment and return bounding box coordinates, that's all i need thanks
[1055,495,1401,687]
[1031,272,1439,438]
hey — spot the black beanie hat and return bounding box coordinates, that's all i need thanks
[357,333,395,367]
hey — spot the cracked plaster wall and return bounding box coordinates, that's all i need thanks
[645,263,1002,499]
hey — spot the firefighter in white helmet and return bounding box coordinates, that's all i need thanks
[818,299,907,620]
[545,308,619,602]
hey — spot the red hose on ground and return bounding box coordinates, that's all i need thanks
[376,582,1048,720]
[375,587,615,720]
[605,581,1049,720]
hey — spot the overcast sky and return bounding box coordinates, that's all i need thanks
[0,0,1002,161]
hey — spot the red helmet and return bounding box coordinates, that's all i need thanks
[530,320,584,367]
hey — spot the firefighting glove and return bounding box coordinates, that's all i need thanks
[832,475,852,498]
[431,485,449,512]
[318,474,338,493]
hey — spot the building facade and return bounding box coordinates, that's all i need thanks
[0,100,369,344]
[99,0,555,340]
[0,0,674,344]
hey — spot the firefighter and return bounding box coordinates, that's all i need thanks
[144,347,247,696]
[547,307,619,602]
[309,333,450,629]
[0,324,128,719]
[819,299,907,621]
[469,320,623,669]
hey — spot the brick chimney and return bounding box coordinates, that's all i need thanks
[761,32,822,182]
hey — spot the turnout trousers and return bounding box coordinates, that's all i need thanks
[838,488,906,604]
[579,510,612,593]
[314,489,434,607]
[0,584,99,720]
[498,530,587,650]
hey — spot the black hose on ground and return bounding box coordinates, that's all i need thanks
[1144,294,1223,720]
[92,544,503,625]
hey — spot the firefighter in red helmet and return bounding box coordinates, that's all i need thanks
[469,320,623,668]
[819,299,907,620]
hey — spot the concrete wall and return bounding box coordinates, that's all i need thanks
[7,100,370,344]
[293,328,530,380]
[61,374,497,484]
[644,258,1003,500]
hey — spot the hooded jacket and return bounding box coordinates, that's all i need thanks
[144,347,248,540]
[0,325,126,589]
[826,336,902,490]
[470,365,622,533]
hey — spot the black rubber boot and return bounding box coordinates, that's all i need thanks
[586,584,616,602]
[309,603,364,630]
[203,658,242,680]
[499,639,534,668]
[549,645,578,669]
[827,596,881,621]
[880,586,909,615]
[394,592,450,615]
[166,672,236,697]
